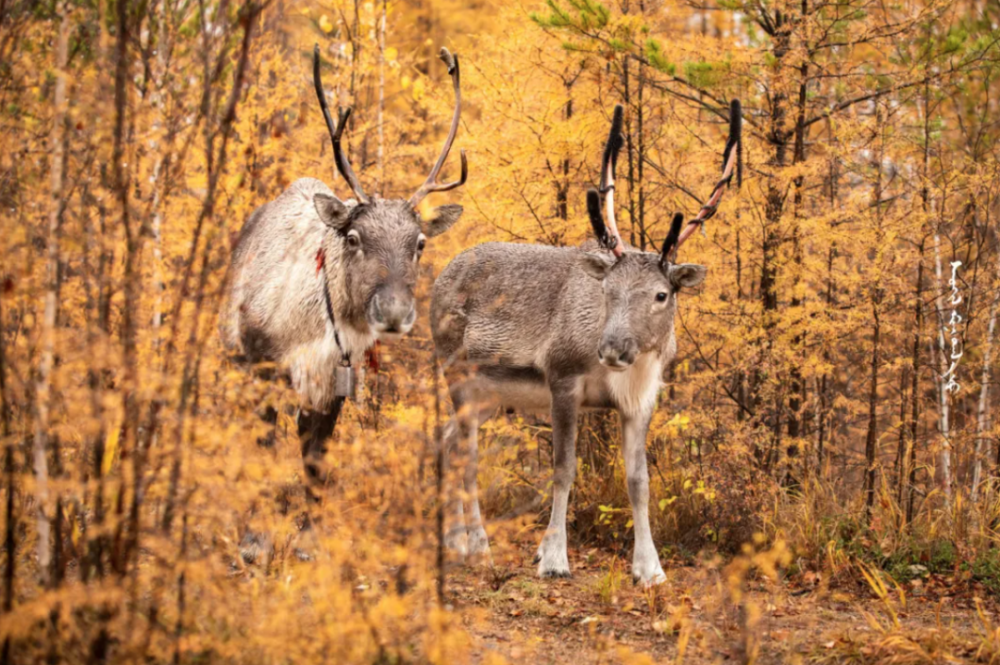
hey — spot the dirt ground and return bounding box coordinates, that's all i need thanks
[448,541,1000,665]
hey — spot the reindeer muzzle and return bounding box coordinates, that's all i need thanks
[598,335,638,370]
[370,288,416,337]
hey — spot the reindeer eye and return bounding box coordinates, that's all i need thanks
[655,292,668,303]
[346,231,361,249]
[416,236,426,253]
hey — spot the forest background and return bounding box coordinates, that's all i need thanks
[4,0,1000,662]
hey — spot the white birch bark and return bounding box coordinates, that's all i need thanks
[34,0,71,586]
[932,232,953,503]
[972,251,1000,500]
[150,0,170,344]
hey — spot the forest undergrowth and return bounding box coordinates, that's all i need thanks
[4,0,1000,662]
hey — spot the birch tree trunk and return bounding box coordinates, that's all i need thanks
[906,81,932,523]
[906,247,924,523]
[150,9,169,344]
[971,251,1000,500]
[864,299,882,521]
[864,109,884,523]
[34,0,71,588]
[932,232,953,504]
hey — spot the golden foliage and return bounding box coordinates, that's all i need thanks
[2,0,1000,661]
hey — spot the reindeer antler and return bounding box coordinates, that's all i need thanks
[587,188,613,248]
[659,212,685,269]
[594,104,626,258]
[409,48,468,208]
[668,99,743,261]
[313,44,369,204]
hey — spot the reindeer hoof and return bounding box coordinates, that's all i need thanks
[541,569,571,579]
[444,527,469,559]
[467,527,491,563]
[535,536,571,579]
[631,567,667,587]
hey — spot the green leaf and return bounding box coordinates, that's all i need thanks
[683,60,724,88]
[645,39,676,75]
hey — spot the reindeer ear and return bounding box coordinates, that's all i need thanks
[668,263,707,290]
[580,252,614,281]
[425,204,464,238]
[314,193,350,230]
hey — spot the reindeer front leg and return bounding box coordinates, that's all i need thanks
[440,418,469,557]
[298,398,344,485]
[460,409,491,560]
[622,410,666,586]
[536,377,580,578]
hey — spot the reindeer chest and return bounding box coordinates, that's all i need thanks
[581,352,663,417]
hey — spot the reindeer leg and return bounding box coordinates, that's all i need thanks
[440,415,468,558]
[461,402,492,561]
[536,377,580,578]
[298,398,343,485]
[621,410,665,586]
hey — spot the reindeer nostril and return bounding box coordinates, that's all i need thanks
[370,289,416,334]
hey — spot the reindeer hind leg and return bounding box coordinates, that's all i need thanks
[461,400,492,561]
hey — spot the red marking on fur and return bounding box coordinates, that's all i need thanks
[316,247,325,275]
[366,341,380,372]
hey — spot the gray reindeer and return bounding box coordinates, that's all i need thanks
[430,102,742,585]
[221,46,467,479]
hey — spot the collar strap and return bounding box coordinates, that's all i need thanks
[317,245,351,368]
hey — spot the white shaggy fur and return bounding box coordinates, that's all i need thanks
[606,352,663,417]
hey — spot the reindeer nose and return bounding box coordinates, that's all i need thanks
[371,289,415,334]
[598,336,638,369]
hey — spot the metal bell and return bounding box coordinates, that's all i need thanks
[334,365,356,399]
